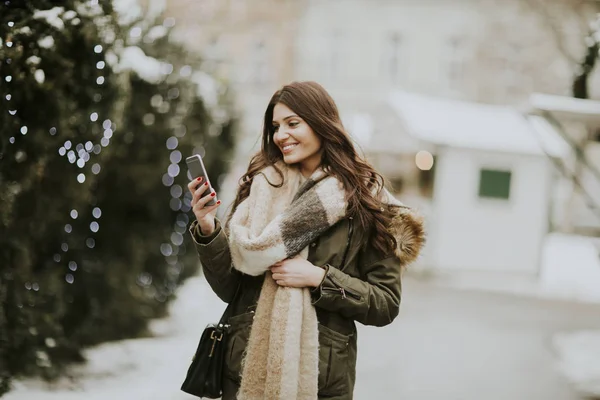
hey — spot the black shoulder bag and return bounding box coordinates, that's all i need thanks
[180,285,240,399]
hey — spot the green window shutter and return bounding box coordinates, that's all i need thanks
[478,169,511,200]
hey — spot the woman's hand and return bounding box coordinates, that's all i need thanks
[187,177,221,235]
[270,256,326,288]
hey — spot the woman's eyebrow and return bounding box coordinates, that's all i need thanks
[273,114,299,124]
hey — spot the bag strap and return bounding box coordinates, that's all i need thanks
[217,278,241,328]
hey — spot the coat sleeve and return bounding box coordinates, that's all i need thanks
[189,218,241,303]
[310,254,402,327]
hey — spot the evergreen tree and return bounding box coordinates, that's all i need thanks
[0,1,236,395]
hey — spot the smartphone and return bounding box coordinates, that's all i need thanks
[186,154,216,206]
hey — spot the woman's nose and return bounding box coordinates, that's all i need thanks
[274,129,290,143]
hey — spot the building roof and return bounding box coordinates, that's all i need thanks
[388,91,570,158]
[528,93,600,125]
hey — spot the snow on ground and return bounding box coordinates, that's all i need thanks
[553,330,600,397]
[540,233,600,303]
[5,276,225,400]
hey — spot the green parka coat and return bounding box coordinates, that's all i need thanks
[190,204,424,400]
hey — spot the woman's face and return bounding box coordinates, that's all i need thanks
[272,102,323,176]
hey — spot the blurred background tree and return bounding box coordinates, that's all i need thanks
[0,0,236,395]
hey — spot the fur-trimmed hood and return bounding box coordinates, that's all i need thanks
[381,189,426,266]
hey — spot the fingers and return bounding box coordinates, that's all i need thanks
[192,182,212,205]
[187,176,204,194]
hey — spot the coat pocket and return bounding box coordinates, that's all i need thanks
[224,311,254,382]
[318,323,351,397]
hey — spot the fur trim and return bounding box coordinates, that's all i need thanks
[389,206,426,265]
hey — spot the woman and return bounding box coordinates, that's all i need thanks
[187,81,425,400]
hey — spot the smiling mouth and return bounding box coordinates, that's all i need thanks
[282,143,298,153]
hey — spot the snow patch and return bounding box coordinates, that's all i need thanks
[38,36,55,49]
[117,46,164,83]
[113,0,143,25]
[553,331,600,397]
[33,7,65,30]
[4,277,226,400]
[191,71,219,108]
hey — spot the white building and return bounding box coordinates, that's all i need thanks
[389,92,570,274]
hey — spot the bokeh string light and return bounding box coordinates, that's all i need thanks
[3,9,112,288]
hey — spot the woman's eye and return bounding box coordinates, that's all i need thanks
[272,126,279,132]
[289,121,298,127]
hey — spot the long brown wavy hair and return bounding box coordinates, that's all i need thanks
[229,81,398,255]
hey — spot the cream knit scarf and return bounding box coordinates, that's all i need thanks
[228,163,348,400]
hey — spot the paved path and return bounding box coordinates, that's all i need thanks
[6,277,600,400]
[354,277,600,400]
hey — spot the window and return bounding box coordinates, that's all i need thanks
[478,169,511,200]
[381,32,404,83]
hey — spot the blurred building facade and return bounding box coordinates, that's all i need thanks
[163,0,600,239]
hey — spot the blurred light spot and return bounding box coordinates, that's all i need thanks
[86,238,96,248]
[49,127,57,135]
[90,112,98,122]
[61,243,68,252]
[166,136,178,150]
[101,137,109,147]
[96,76,104,85]
[177,213,189,224]
[85,141,93,151]
[77,173,86,183]
[70,209,78,219]
[45,338,56,348]
[25,282,32,290]
[68,261,77,271]
[90,221,99,232]
[103,128,113,138]
[9,137,15,144]
[142,113,155,126]
[65,224,72,233]
[170,150,182,164]
[5,94,11,100]
[162,174,174,187]
[93,145,101,155]
[65,274,74,284]
[92,207,102,219]
[137,272,152,287]
[415,150,434,171]
[96,61,105,69]
[64,140,72,150]
[32,283,39,291]
[130,26,142,38]
[94,44,103,53]
[102,119,112,129]
[167,88,179,100]
[171,232,184,246]
[174,125,186,137]
[20,126,27,135]
[179,65,192,77]
[58,147,66,156]
[151,94,163,108]
[160,243,173,256]
[170,184,183,198]
[91,163,101,174]
[167,163,180,177]
[77,159,85,168]
[53,254,61,262]
[170,198,182,211]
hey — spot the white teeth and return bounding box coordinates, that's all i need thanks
[283,144,297,151]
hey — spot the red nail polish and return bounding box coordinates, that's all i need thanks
[204,182,209,186]
[216,200,221,205]
[210,192,216,197]
[197,177,202,181]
